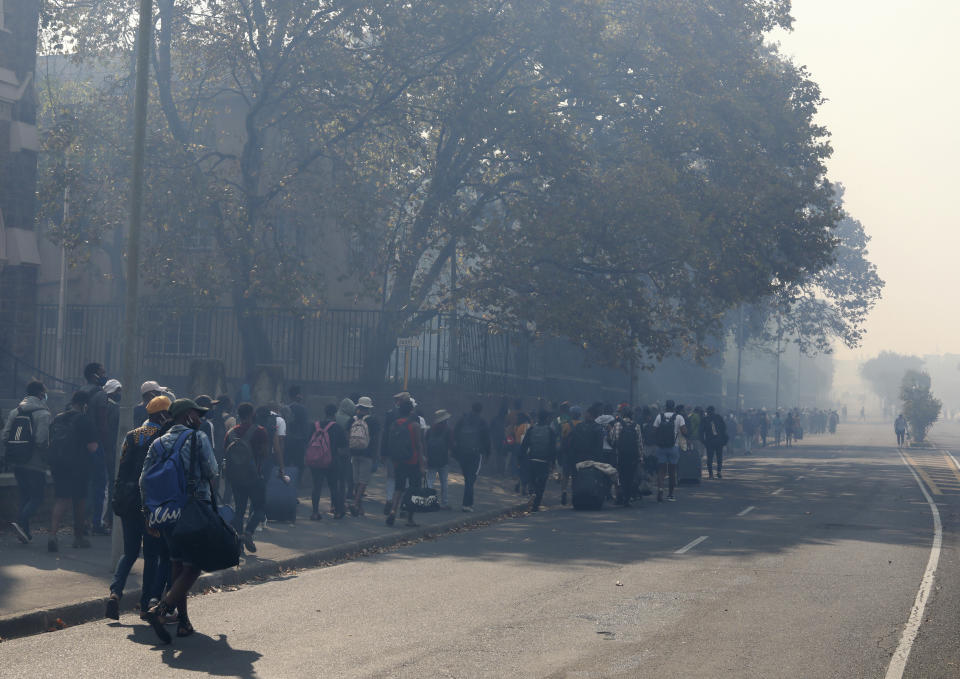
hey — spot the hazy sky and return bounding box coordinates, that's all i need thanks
[772,1,960,361]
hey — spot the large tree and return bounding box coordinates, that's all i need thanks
[41,0,866,384]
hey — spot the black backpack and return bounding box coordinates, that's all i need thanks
[4,407,36,465]
[224,426,259,485]
[655,414,677,448]
[426,428,450,468]
[616,421,640,459]
[455,417,482,456]
[389,418,415,463]
[526,425,553,460]
[48,410,79,465]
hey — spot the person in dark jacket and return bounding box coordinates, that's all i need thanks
[49,390,99,551]
[380,391,411,514]
[105,396,172,620]
[1,381,51,543]
[520,411,557,511]
[702,405,728,479]
[453,402,491,512]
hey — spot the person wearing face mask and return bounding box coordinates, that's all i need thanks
[140,398,219,643]
[105,395,173,621]
[1,380,51,543]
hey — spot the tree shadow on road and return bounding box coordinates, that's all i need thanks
[127,627,262,677]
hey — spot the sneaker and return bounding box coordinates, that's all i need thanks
[241,533,257,553]
[310,512,322,521]
[462,506,474,513]
[667,495,676,502]
[48,537,59,552]
[657,490,663,503]
[386,513,396,526]
[105,595,120,620]
[73,536,92,549]
[10,522,29,544]
[561,492,567,506]
[383,502,392,516]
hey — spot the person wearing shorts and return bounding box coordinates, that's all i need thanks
[652,400,686,502]
[349,397,379,516]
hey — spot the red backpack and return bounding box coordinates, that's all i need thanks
[305,421,334,468]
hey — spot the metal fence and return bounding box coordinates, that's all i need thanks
[28,304,628,400]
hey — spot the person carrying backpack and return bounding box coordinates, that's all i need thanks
[610,406,643,506]
[348,397,379,516]
[2,380,51,543]
[453,402,490,512]
[308,404,348,520]
[702,405,728,479]
[425,410,454,509]
[139,398,219,644]
[225,403,273,549]
[652,399,686,502]
[105,395,172,621]
[385,400,424,527]
[520,411,557,511]
[47,390,99,551]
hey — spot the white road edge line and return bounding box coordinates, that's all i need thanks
[737,506,756,517]
[885,450,943,679]
[675,535,709,554]
[772,488,784,495]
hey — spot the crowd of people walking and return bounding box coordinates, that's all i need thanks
[1,362,844,644]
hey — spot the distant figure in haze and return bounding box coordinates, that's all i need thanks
[859,406,866,422]
[894,414,908,448]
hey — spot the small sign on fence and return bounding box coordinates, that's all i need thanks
[397,337,421,348]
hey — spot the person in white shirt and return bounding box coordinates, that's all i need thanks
[651,399,686,502]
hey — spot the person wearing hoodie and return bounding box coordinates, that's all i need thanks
[1,381,52,543]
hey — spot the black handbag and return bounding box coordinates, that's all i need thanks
[402,480,441,513]
[172,433,242,572]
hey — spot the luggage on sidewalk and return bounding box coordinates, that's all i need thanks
[265,466,300,522]
[572,466,610,510]
[677,447,702,484]
[402,486,441,512]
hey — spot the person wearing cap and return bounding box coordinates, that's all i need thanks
[105,395,172,621]
[348,396,380,516]
[425,410,454,509]
[380,391,412,515]
[135,380,170,428]
[140,398,218,643]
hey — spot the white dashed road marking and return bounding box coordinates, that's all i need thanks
[737,506,756,517]
[772,488,784,495]
[675,536,709,554]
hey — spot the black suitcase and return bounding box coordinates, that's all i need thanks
[677,447,702,484]
[265,466,300,522]
[572,467,609,510]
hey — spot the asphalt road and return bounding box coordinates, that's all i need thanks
[0,423,952,678]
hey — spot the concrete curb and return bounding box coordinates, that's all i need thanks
[0,501,528,642]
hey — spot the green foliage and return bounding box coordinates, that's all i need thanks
[900,370,942,443]
[38,0,876,382]
[862,352,924,407]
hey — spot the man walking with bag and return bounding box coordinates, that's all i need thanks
[140,398,219,644]
[2,380,51,543]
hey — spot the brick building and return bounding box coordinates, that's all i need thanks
[0,1,41,378]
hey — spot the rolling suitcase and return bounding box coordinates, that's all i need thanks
[677,447,702,484]
[265,465,300,522]
[572,466,609,510]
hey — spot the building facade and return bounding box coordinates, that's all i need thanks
[0,1,41,376]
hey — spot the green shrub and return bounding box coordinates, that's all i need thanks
[900,370,941,443]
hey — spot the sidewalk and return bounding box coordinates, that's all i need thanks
[0,470,526,640]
